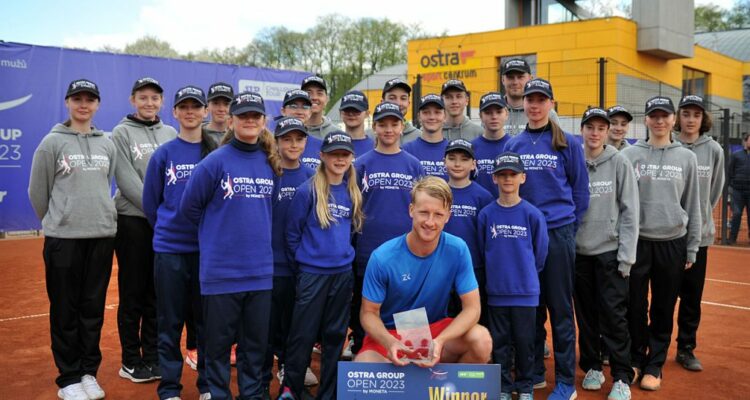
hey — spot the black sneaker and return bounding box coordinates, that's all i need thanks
[147,362,162,379]
[676,347,703,371]
[119,363,156,383]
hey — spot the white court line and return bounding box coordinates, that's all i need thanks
[706,278,750,286]
[0,304,118,323]
[701,301,750,311]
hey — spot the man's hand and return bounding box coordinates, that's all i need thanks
[385,337,409,367]
[685,261,694,270]
[414,338,442,368]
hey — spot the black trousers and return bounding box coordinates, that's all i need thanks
[44,237,114,388]
[282,271,353,400]
[574,250,633,383]
[448,267,489,326]
[115,215,157,366]
[349,269,366,354]
[488,306,535,394]
[204,290,271,400]
[263,275,296,385]
[628,236,686,377]
[677,246,709,350]
[155,252,208,399]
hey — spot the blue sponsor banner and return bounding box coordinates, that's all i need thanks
[337,361,501,400]
[0,42,309,231]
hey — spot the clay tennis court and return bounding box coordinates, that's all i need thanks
[1,237,748,399]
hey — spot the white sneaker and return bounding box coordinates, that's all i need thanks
[57,383,89,400]
[304,367,319,386]
[199,393,212,400]
[81,375,105,399]
[342,338,354,360]
[582,369,606,390]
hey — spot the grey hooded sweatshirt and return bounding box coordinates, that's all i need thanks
[504,98,561,137]
[620,139,701,263]
[401,121,422,144]
[443,116,483,141]
[575,145,640,276]
[112,116,177,217]
[28,123,117,238]
[305,116,337,140]
[674,133,725,247]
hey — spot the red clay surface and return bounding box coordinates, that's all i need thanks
[1,238,749,399]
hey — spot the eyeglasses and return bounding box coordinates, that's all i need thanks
[285,104,311,110]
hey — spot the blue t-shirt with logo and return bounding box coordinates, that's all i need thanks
[354,150,424,273]
[362,232,478,328]
[143,137,202,253]
[353,136,375,158]
[504,129,589,228]
[180,143,275,295]
[286,177,355,275]
[402,137,449,180]
[471,135,510,197]
[272,165,314,277]
[301,135,323,171]
[444,182,494,269]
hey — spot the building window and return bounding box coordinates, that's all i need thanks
[683,67,707,97]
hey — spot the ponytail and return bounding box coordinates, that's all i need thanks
[312,162,364,232]
[220,129,233,146]
[258,127,282,176]
[550,120,568,151]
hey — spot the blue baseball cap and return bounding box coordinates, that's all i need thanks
[274,117,308,137]
[174,85,207,107]
[479,92,508,111]
[523,78,553,99]
[230,92,265,116]
[321,131,354,154]
[492,152,525,174]
[372,102,403,121]
[418,93,445,110]
[340,90,369,112]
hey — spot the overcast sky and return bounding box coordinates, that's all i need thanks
[1,0,738,54]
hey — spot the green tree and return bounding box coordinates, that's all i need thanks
[122,36,180,58]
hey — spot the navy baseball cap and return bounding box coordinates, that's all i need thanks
[679,94,706,111]
[230,92,266,116]
[644,96,675,115]
[445,138,475,158]
[274,117,308,138]
[174,85,207,107]
[607,105,633,122]
[207,82,234,101]
[340,90,369,112]
[283,89,312,107]
[441,79,468,95]
[321,131,354,154]
[523,78,553,99]
[132,77,163,94]
[479,92,508,111]
[372,102,403,121]
[382,78,411,96]
[301,75,327,92]
[502,59,531,75]
[65,79,100,100]
[418,93,445,110]
[492,152,525,174]
[581,107,610,127]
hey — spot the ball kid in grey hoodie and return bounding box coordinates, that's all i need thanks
[28,123,118,238]
[620,140,701,263]
[673,133,725,247]
[575,145,639,276]
[111,116,177,217]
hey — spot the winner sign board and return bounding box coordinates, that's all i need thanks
[338,362,501,400]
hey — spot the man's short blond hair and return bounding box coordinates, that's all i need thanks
[410,176,453,209]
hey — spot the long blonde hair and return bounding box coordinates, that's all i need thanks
[221,127,282,176]
[313,162,364,232]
